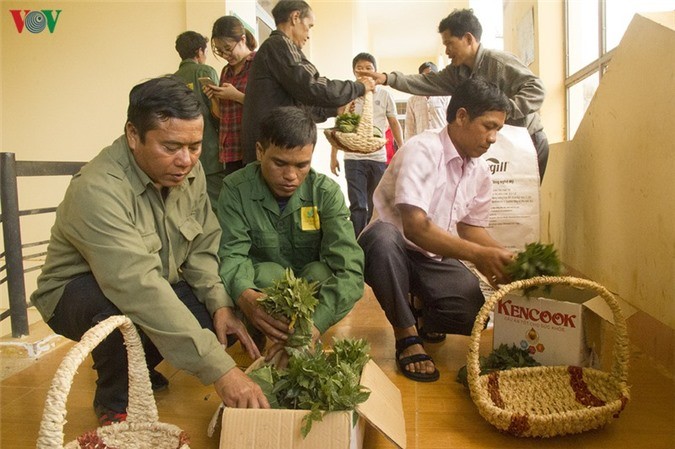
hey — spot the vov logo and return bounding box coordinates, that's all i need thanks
[9,9,62,34]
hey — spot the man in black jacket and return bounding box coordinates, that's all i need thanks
[241,0,374,164]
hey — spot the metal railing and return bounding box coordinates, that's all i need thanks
[0,152,85,337]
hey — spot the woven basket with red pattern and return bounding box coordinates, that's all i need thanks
[467,276,630,437]
[37,315,190,449]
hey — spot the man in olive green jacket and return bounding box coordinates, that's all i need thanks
[31,76,269,425]
[216,106,364,362]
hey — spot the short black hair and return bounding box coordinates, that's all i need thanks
[446,77,511,123]
[258,106,317,150]
[352,52,377,71]
[127,75,202,143]
[438,8,482,41]
[175,31,208,60]
[272,0,312,26]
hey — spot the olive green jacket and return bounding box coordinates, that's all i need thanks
[31,136,236,384]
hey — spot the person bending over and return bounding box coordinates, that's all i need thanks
[31,75,269,425]
[358,77,514,383]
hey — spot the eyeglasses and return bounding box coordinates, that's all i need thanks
[213,37,241,57]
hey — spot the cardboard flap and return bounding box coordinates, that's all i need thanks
[583,294,637,324]
[355,360,407,449]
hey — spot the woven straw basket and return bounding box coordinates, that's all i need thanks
[37,315,190,449]
[467,276,630,438]
[324,91,387,154]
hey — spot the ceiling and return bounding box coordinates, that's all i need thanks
[363,1,466,60]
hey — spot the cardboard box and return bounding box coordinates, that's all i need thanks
[219,359,406,449]
[492,284,636,368]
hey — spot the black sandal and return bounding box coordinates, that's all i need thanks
[395,335,440,382]
[409,301,447,343]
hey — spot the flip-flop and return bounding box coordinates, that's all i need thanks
[395,335,440,382]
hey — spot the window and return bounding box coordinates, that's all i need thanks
[565,0,673,139]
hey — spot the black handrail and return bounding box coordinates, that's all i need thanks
[0,152,85,337]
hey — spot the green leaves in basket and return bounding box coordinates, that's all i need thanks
[506,242,563,295]
[335,112,361,133]
[259,268,318,348]
[456,344,540,388]
[248,338,372,438]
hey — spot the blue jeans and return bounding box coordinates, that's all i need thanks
[344,159,386,237]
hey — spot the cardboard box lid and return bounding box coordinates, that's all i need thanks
[219,358,406,449]
[356,359,407,449]
[582,293,637,324]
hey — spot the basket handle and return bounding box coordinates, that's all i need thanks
[466,276,630,393]
[37,315,159,449]
[355,90,375,138]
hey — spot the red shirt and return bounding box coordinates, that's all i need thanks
[218,52,256,163]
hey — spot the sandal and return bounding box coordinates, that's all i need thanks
[395,335,440,382]
[419,328,447,343]
[409,299,447,343]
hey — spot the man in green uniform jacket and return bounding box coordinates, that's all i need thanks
[216,106,364,360]
[31,76,269,425]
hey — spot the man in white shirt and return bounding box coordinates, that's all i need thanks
[404,62,451,141]
[330,52,403,237]
[358,77,514,382]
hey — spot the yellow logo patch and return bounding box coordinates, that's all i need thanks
[300,206,320,231]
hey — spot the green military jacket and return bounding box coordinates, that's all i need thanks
[216,163,364,333]
[31,136,236,384]
[174,59,222,176]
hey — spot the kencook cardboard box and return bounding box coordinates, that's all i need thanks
[492,283,636,368]
[219,359,406,449]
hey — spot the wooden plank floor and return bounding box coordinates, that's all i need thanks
[1,287,674,448]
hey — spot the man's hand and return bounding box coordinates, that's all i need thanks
[474,246,514,289]
[330,149,340,176]
[356,71,386,86]
[213,307,261,360]
[237,289,290,342]
[264,325,321,369]
[356,76,376,92]
[214,367,270,409]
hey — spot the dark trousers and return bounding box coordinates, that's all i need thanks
[531,130,549,182]
[47,273,214,412]
[358,221,484,336]
[344,159,386,237]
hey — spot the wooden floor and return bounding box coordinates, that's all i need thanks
[1,288,674,449]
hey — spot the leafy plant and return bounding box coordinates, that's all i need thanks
[335,112,361,133]
[456,344,540,388]
[249,338,372,437]
[506,242,563,294]
[259,268,318,348]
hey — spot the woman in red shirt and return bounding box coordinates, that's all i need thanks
[205,16,257,176]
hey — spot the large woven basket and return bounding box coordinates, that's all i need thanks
[324,90,387,154]
[37,315,190,449]
[467,276,630,438]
